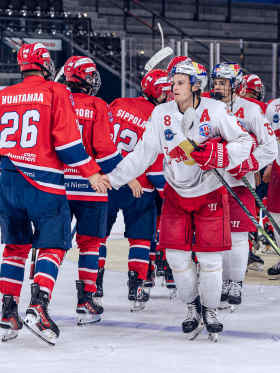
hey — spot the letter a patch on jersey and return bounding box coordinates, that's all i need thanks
[235,107,244,119]
[200,109,210,123]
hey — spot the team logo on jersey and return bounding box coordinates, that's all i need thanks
[164,129,176,141]
[273,114,279,123]
[199,123,211,137]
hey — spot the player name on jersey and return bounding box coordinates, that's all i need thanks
[116,109,145,128]
[2,93,44,104]
[75,108,94,119]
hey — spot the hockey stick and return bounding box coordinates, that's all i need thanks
[29,248,37,280]
[54,66,65,82]
[241,175,280,237]
[213,170,280,256]
[186,138,280,256]
[144,46,174,72]
[157,22,165,49]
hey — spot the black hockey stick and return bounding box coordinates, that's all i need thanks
[29,248,37,280]
[241,175,280,237]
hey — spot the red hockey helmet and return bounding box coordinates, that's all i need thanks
[17,42,55,80]
[167,56,192,76]
[141,69,170,100]
[64,56,101,95]
[240,74,265,101]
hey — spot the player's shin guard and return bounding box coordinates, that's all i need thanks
[0,244,31,297]
[166,249,198,304]
[77,234,101,293]
[196,252,223,309]
[128,239,150,280]
[33,248,65,298]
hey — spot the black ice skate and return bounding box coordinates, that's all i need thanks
[0,295,23,342]
[164,261,177,300]
[202,305,223,342]
[23,283,59,346]
[219,280,232,310]
[247,251,264,272]
[228,281,242,312]
[155,251,165,277]
[94,267,105,304]
[182,296,204,340]
[144,261,156,293]
[267,261,280,279]
[76,280,104,326]
[128,271,150,312]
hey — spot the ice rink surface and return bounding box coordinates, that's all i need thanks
[1,244,280,373]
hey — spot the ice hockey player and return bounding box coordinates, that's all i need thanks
[0,43,109,345]
[96,69,169,311]
[211,62,277,309]
[263,96,280,278]
[63,56,122,325]
[238,73,268,270]
[101,57,253,341]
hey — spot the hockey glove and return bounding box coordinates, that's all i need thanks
[228,153,259,180]
[190,137,229,171]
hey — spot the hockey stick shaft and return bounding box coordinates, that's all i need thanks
[241,175,280,237]
[29,248,37,280]
[213,169,280,256]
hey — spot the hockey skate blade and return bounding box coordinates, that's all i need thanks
[77,314,101,326]
[247,263,264,272]
[208,333,219,342]
[229,305,239,313]
[187,322,204,341]
[168,288,177,301]
[218,302,231,311]
[130,301,146,312]
[1,328,18,342]
[23,315,57,346]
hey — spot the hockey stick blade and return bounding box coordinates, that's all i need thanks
[144,47,174,72]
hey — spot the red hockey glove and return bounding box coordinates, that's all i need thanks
[190,137,229,171]
[228,153,259,180]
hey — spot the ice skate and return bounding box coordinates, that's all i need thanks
[155,251,165,277]
[94,268,105,305]
[164,262,177,300]
[182,296,204,340]
[23,283,59,346]
[76,280,103,326]
[267,261,280,280]
[0,295,23,342]
[228,281,242,312]
[219,280,231,310]
[247,251,264,272]
[202,305,223,342]
[144,261,156,294]
[128,271,149,312]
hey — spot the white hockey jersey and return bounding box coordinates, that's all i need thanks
[223,96,277,187]
[265,98,280,165]
[108,97,253,198]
